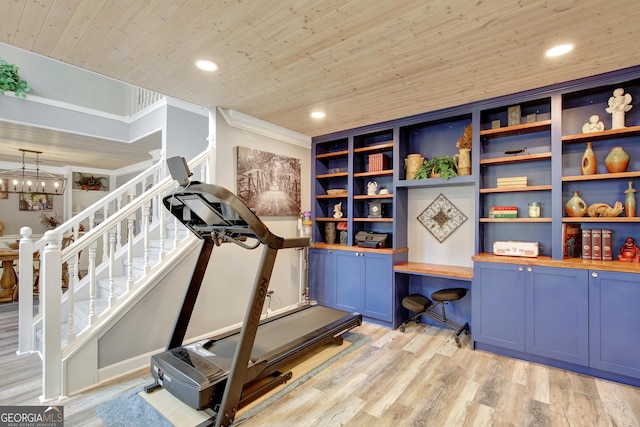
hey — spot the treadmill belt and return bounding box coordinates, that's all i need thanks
[184,305,353,374]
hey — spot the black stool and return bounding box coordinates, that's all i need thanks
[399,288,469,347]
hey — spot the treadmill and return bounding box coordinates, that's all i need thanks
[145,157,362,427]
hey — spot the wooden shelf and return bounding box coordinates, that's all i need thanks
[315,172,348,179]
[353,217,393,222]
[316,194,348,199]
[562,217,640,223]
[480,185,552,193]
[562,171,640,182]
[315,217,348,222]
[394,262,473,280]
[353,169,393,178]
[480,217,552,223]
[480,120,552,139]
[396,175,475,188]
[480,152,552,165]
[353,194,393,200]
[354,142,394,153]
[561,125,640,144]
[316,149,349,159]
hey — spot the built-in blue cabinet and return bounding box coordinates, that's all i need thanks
[309,247,405,327]
[473,258,640,385]
[308,248,334,307]
[472,262,526,352]
[474,261,589,364]
[589,270,640,379]
[525,266,589,365]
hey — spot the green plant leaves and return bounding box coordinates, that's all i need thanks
[0,58,33,98]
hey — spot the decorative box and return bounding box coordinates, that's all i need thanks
[493,241,539,257]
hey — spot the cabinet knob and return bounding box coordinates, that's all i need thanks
[592,272,598,278]
[527,267,532,272]
[518,266,523,271]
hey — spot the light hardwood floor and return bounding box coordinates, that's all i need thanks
[2,300,640,427]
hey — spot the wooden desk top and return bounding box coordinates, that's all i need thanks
[394,262,473,280]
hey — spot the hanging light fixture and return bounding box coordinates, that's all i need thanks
[0,149,67,195]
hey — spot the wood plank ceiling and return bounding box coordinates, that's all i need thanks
[1,0,640,144]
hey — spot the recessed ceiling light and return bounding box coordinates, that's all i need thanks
[546,44,574,57]
[311,111,325,119]
[196,60,219,71]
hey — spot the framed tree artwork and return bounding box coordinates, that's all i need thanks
[236,146,301,216]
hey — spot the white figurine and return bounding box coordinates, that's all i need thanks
[333,202,343,218]
[367,181,378,195]
[582,114,605,133]
[606,88,633,129]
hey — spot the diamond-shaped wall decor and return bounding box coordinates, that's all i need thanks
[417,193,468,243]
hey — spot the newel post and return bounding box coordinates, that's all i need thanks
[17,227,34,354]
[40,230,62,402]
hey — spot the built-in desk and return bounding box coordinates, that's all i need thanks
[393,262,472,330]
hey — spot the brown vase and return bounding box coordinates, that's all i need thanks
[581,142,596,175]
[604,146,629,173]
[565,190,587,217]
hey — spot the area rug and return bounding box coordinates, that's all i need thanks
[94,332,369,426]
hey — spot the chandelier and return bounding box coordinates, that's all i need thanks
[0,149,67,195]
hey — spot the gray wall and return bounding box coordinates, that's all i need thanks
[0,42,128,115]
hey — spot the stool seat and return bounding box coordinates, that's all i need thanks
[402,294,432,313]
[399,288,470,347]
[431,288,467,302]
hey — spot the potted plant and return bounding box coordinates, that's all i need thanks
[414,155,458,180]
[0,58,32,98]
[75,173,106,191]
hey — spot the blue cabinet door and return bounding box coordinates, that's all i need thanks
[525,266,589,365]
[589,270,640,379]
[308,248,334,307]
[333,251,362,312]
[362,253,393,322]
[472,262,525,351]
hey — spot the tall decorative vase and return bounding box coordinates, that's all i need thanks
[324,222,336,244]
[604,146,629,173]
[404,154,424,180]
[454,148,471,176]
[625,180,636,217]
[565,190,587,217]
[581,142,596,175]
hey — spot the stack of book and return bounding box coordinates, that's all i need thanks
[489,206,518,218]
[368,153,388,172]
[496,176,528,188]
[582,228,613,260]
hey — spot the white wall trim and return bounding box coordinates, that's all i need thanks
[218,107,311,148]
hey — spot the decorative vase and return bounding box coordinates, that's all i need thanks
[625,180,636,217]
[565,190,587,217]
[324,222,336,244]
[581,142,596,175]
[604,146,629,173]
[454,148,471,176]
[339,230,348,245]
[404,154,424,180]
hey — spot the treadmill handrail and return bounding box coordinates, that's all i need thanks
[170,182,309,250]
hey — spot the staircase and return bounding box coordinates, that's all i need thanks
[17,151,211,401]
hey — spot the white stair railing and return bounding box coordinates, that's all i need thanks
[17,150,211,401]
